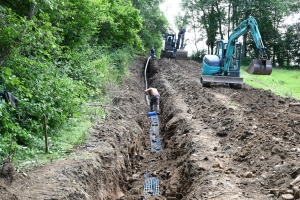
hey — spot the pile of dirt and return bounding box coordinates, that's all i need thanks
[0,56,300,200]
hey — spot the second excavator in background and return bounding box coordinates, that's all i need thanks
[160,28,188,60]
[201,16,272,89]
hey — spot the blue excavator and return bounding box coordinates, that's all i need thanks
[160,28,188,60]
[201,16,272,89]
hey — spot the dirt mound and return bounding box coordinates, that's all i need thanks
[0,56,300,200]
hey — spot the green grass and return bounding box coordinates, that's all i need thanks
[15,98,109,170]
[241,66,300,100]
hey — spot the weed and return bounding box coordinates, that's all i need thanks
[228,101,236,106]
[133,128,139,134]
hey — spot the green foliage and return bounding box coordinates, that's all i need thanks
[189,50,206,62]
[42,0,106,48]
[0,8,26,55]
[0,0,31,17]
[96,0,143,50]
[132,0,168,54]
[181,0,300,67]
[0,0,148,165]
[284,23,300,67]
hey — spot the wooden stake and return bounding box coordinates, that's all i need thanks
[43,114,48,153]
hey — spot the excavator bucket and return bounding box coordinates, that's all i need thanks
[175,49,188,60]
[246,59,272,75]
[165,51,173,58]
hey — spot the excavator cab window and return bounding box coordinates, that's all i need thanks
[230,43,242,70]
[215,41,227,67]
[171,37,176,47]
[223,44,228,58]
[167,36,172,44]
[215,41,223,58]
[215,41,227,60]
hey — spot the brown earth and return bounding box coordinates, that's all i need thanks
[1,56,300,200]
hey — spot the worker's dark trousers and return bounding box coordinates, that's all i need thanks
[150,95,159,112]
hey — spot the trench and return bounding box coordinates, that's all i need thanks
[64,56,253,200]
[116,57,202,200]
[114,57,257,200]
[59,57,249,200]
[6,56,287,199]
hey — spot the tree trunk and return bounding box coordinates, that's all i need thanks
[215,1,223,40]
[228,2,231,39]
[27,2,36,20]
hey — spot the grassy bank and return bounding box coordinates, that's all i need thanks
[4,46,135,168]
[241,66,300,100]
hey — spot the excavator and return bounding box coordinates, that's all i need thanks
[201,16,272,89]
[160,28,188,60]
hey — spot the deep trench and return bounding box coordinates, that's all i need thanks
[118,58,199,199]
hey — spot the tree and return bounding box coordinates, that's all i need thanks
[181,0,225,54]
[0,1,36,67]
[94,0,143,50]
[285,23,300,67]
[227,0,299,65]
[180,3,202,53]
[132,0,168,54]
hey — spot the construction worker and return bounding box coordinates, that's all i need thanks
[145,87,160,114]
[150,46,155,58]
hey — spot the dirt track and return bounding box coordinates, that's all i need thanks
[1,56,300,200]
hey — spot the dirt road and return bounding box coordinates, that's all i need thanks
[1,56,300,200]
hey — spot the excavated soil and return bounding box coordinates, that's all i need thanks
[1,56,300,200]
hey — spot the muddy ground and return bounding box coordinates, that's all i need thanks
[1,56,300,200]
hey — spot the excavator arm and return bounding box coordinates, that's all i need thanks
[224,16,272,75]
[176,28,186,50]
[175,28,188,60]
[248,17,268,60]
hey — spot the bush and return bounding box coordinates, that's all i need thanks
[189,50,206,63]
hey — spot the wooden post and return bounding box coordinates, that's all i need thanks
[43,114,48,153]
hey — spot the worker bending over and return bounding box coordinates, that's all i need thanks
[145,87,160,114]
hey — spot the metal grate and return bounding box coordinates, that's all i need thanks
[144,177,160,196]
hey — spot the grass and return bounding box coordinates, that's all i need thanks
[15,98,109,170]
[241,66,300,100]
